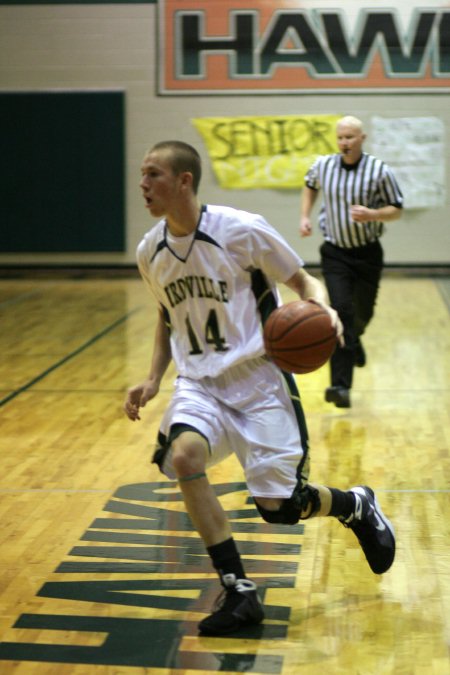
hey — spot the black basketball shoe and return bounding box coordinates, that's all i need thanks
[340,486,396,574]
[198,574,264,636]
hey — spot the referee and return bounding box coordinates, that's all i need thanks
[300,115,403,408]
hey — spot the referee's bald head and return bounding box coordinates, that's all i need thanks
[337,116,364,132]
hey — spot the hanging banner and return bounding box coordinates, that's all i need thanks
[159,0,450,95]
[371,116,446,209]
[192,114,340,189]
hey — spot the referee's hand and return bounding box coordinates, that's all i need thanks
[350,205,373,222]
[299,217,313,237]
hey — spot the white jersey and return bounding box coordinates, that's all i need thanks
[137,204,304,379]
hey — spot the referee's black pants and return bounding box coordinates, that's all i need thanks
[320,240,383,390]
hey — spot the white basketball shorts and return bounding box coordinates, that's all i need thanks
[156,357,308,499]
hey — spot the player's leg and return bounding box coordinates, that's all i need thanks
[236,363,395,575]
[171,428,263,635]
[152,383,264,636]
[170,429,231,546]
[255,483,395,574]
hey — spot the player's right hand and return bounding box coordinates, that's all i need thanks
[123,379,159,421]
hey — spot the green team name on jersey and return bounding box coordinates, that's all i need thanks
[164,275,229,308]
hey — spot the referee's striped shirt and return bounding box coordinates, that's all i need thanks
[305,152,404,249]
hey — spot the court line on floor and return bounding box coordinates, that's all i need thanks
[0,306,143,408]
[435,277,450,312]
[0,488,112,494]
[0,487,448,494]
[0,284,55,309]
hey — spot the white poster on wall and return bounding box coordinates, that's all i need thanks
[370,116,446,209]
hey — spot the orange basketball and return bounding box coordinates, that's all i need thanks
[263,300,337,374]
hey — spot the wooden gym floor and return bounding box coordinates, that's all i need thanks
[0,273,449,675]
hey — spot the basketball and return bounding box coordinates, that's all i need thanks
[263,300,337,374]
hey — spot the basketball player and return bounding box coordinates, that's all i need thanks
[124,140,396,636]
[300,116,403,408]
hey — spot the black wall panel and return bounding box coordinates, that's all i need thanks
[0,91,125,253]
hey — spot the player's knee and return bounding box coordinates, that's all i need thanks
[294,484,321,520]
[171,433,208,476]
[255,502,297,524]
[254,485,321,524]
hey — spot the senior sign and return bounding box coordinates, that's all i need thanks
[159,0,450,94]
[192,114,339,189]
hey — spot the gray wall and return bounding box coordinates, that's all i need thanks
[0,2,449,266]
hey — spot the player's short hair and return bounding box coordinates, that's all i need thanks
[149,141,202,194]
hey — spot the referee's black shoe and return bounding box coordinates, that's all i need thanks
[339,486,396,574]
[198,574,264,635]
[325,386,350,408]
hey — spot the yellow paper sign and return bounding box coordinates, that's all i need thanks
[192,114,340,189]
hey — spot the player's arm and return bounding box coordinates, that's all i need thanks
[300,186,318,237]
[285,267,327,304]
[284,268,343,342]
[124,308,172,421]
